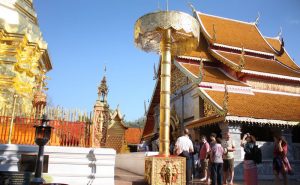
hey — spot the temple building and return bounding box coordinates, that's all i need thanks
[92,73,128,153]
[142,9,300,179]
[0,0,52,114]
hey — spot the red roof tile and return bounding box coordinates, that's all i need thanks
[125,128,143,144]
[204,90,300,121]
[197,12,275,54]
[265,37,300,71]
[211,50,300,78]
[178,62,248,87]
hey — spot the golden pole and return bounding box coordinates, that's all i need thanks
[8,94,18,144]
[159,28,171,156]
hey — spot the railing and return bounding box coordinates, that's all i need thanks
[0,115,91,147]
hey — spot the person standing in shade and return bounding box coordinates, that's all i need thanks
[210,138,224,185]
[221,132,236,185]
[193,139,201,178]
[174,128,194,184]
[199,135,210,182]
[241,133,258,185]
[273,135,292,185]
[205,132,217,184]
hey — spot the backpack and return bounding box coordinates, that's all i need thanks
[252,145,262,164]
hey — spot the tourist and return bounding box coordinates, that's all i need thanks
[193,139,201,178]
[221,132,235,185]
[210,137,224,185]
[273,135,292,185]
[199,135,210,182]
[241,133,258,185]
[206,132,217,184]
[174,128,194,184]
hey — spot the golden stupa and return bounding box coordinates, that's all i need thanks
[0,0,52,114]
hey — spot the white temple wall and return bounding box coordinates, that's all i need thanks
[0,144,116,185]
[115,152,159,176]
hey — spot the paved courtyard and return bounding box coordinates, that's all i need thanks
[115,168,300,185]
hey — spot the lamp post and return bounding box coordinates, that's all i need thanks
[30,114,52,185]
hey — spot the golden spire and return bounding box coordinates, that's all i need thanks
[196,58,204,84]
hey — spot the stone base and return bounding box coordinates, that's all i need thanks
[145,155,185,185]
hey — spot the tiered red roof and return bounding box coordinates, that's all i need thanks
[125,128,143,144]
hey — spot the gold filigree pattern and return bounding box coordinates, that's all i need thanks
[134,11,200,55]
[145,156,185,185]
[171,64,190,94]
[204,100,219,117]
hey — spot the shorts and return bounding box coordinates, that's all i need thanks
[200,159,209,170]
[223,158,234,172]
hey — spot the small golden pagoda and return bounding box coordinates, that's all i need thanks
[0,0,52,114]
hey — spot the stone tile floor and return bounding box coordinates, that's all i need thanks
[115,168,300,185]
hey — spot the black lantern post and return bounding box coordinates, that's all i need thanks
[31,114,53,185]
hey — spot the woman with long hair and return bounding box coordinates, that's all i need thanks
[273,135,292,185]
[241,133,258,185]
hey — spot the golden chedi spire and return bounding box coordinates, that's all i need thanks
[0,0,52,114]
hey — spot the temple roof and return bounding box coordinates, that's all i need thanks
[197,12,275,54]
[210,50,300,79]
[175,59,249,87]
[125,128,143,144]
[203,89,300,122]
[177,34,215,62]
[265,37,300,71]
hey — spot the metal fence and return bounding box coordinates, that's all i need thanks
[0,106,92,147]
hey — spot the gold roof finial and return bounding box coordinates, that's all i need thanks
[239,46,245,69]
[255,12,260,26]
[278,27,283,39]
[144,100,147,116]
[188,2,196,13]
[222,82,229,115]
[197,58,204,84]
[212,24,217,42]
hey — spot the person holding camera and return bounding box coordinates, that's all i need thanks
[241,133,258,185]
[273,135,292,185]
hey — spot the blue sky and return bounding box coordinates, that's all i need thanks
[34,0,300,121]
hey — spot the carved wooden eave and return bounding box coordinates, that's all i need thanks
[208,48,242,72]
[173,59,203,85]
[197,88,226,115]
[225,116,300,128]
[186,114,225,128]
